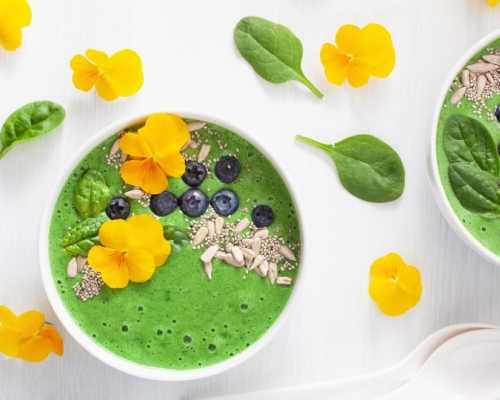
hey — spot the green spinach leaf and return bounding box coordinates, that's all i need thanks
[0,101,65,159]
[63,214,108,256]
[443,114,498,175]
[234,16,323,98]
[296,134,405,202]
[164,224,189,252]
[448,162,500,215]
[74,170,112,219]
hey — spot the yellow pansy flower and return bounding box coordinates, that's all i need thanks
[369,252,422,316]
[320,23,396,88]
[0,306,63,362]
[88,215,171,289]
[120,113,190,194]
[488,0,499,6]
[70,49,144,101]
[0,0,31,51]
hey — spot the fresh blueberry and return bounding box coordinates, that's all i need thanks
[496,105,500,123]
[210,189,239,216]
[251,205,274,228]
[182,160,207,187]
[150,191,178,216]
[179,189,209,217]
[215,156,241,183]
[106,197,131,220]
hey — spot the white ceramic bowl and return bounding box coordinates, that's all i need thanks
[39,112,305,381]
[429,29,500,266]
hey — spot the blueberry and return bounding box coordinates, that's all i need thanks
[106,197,131,220]
[210,189,239,216]
[179,189,209,217]
[251,205,274,227]
[150,191,178,216]
[496,105,500,123]
[215,156,241,183]
[182,160,207,187]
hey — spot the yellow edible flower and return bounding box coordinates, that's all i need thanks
[488,0,499,6]
[0,0,31,51]
[320,23,395,88]
[119,113,190,194]
[369,253,422,316]
[70,49,144,101]
[0,306,63,362]
[88,215,171,289]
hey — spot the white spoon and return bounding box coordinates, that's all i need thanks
[201,324,494,400]
[376,329,500,399]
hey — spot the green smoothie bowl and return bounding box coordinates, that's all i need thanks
[430,30,500,265]
[39,112,303,380]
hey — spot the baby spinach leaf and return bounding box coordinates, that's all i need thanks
[296,134,405,202]
[0,101,65,160]
[448,162,500,215]
[74,170,112,219]
[63,214,108,256]
[234,16,323,98]
[443,114,498,175]
[164,224,189,253]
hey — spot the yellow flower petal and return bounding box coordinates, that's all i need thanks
[85,49,109,67]
[320,43,349,85]
[156,151,186,178]
[119,132,152,159]
[336,24,362,55]
[0,327,21,357]
[104,49,144,97]
[18,336,54,362]
[0,0,31,27]
[98,219,130,250]
[70,55,99,91]
[126,249,156,282]
[0,22,22,51]
[140,113,190,153]
[488,0,499,6]
[88,247,129,288]
[346,62,370,87]
[40,325,63,356]
[120,158,168,194]
[0,305,16,325]
[359,23,395,78]
[95,77,118,101]
[17,311,44,338]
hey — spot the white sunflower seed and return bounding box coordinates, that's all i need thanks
[279,245,296,261]
[215,251,229,260]
[477,75,487,97]
[242,238,254,247]
[256,260,269,277]
[250,255,265,271]
[198,144,210,162]
[483,54,500,66]
[241,247,255,260]
[467,62,498,73]
[486,72,495,85]
[451,87,466,105]
[207,221,215,239]
[120,151,128,163]
[235,218,250,233]
[76,256,87,273]
[268,263,278,284]
[224,254,244,267]
[252,238,261,253]
[231,246,244,265]
[461,69,471,88]
[277,276,293,286]
[253,229,269,240]
[67,258,78,278]
[188,121,207,132]
[193,226,209,246]
[109,140,121,157]
[215,217,224,235]
[201,245,218,263]
[203,261,213,280]
[225,243,234,253]
[124,189,145,200]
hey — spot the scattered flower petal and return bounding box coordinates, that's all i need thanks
[0,0,31,51]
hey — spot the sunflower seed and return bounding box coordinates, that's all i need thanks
[461,70,471,88]
[67,258,78,278]
[198,144,211,162]
[252,238,261,253]
[193,226,209,246]
[451,87,466,105]
[207,221,215,239]
[477,75,487,97]
[279,245,296,261]
[256,260,269,277]
[76,256,87,273]
[467,63,498,73]
[188,140,200,149]
[215,251,229,260]
[120,151,128,163]
[201,245,218,263]
[109,140,121,157]
[224,253,244,267]
[235,218,250,233]
[486,72,495,85]
[225,243,234,253]
[188,121,207,132]
[483,54,500,66]
[215,217,224,235]
[241,247,255,260]
[203,261,213,280]
[231,246,244,265]
[242,238,254,247]
[277,276,293,286]
[124,189,145,200]
[253,229,269,240]
[268,263,278,284]
[250,255,265,271]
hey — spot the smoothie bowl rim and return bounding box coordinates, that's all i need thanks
[39,111,306,381]
[429,29,500,266]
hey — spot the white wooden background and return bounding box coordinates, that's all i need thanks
[1,0,500,399]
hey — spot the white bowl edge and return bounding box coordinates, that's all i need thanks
[428,29,500,267]
[39,112,306,381]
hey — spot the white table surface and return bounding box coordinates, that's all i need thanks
[1,0,500,398]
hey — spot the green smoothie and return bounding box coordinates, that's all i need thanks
[49,117,301,369]
[436,38,500,256]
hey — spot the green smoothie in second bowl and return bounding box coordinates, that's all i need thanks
[48,113,301,373]
[435,36,500,258]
